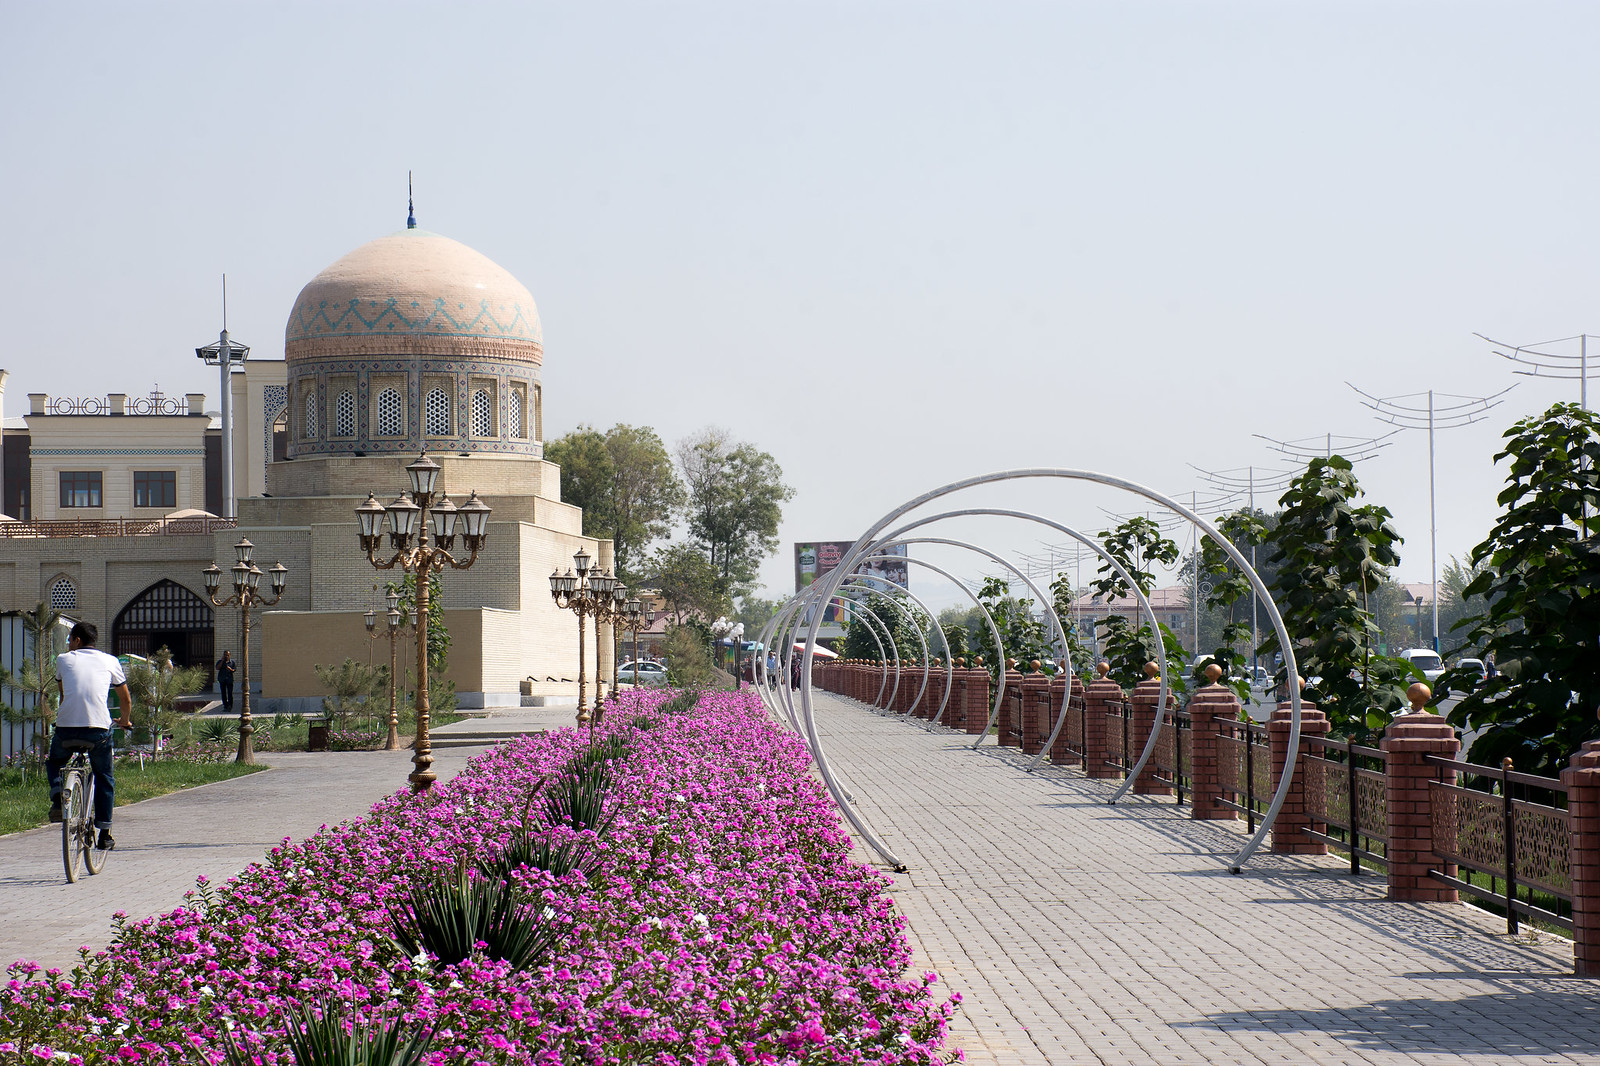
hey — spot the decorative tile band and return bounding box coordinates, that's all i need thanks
[286,296,541,344]
[32,448,207,456]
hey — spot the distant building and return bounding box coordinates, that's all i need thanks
[0,217,612,709]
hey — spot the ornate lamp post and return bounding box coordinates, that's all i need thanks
[603,577,629,706]
[202,538,287,764]
[364,589,414,751]
[355,452,491,791]
[623,598,656,686]
[550,548,600,725]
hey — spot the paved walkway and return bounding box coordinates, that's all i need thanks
[810,691,1596,1066]
[0,746,486,971]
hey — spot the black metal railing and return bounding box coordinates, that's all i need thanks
[1104,697,1131,775]
[1426,755,1572,934]
[1149,708,1193,804]
[1302,735,1389,873]
[1213,716,1272,829]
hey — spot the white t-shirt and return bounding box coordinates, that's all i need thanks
[56,648,127,729]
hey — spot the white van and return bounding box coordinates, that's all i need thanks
[1399,648,1446,683]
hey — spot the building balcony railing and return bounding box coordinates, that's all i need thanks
[0,516,236,538]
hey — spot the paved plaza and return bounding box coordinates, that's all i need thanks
[5,695,1599,1064]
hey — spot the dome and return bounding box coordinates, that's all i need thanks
[285,228,542,356]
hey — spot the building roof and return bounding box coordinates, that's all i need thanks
[285,228,542,349]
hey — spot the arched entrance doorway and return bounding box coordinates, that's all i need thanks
[113,580,215,679]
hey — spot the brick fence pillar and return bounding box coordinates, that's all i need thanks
[1083,663,1124,779]
[1022,669,1050,755]
[1562,730,1600,976]
[999,664,1024,747]
[966,662,992,735]
[1130,662,1174,796]
[1383,683,1460,902]
[1269,693,1330,854]
[944,665,968,730]
[1188,665,1240,820]
[1052,676,1086,766]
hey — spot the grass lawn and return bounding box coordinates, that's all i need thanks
[0,759,267,837]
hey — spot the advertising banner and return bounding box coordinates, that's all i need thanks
[794,542,910,624]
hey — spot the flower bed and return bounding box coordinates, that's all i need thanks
[2,688,957,1064]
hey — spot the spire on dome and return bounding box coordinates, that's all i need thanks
[407,171,417,230]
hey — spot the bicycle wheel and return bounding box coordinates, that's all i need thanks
[61,770,84,883]
[82,775,107,875]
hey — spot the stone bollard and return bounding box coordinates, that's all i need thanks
[965,661,992,735]
[1052,675,1087,766]
[1562,720,1600,976]
[1082,662,1124,780]
[1269,684,1331,854]
[1187,664,1241,819]
[1130,662,1174,796]
[1383,683,1460,902]
[1022,666,1050,755]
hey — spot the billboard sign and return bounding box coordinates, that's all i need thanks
[794,541,910,624]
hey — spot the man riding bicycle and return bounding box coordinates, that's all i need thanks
[47,622,133,850]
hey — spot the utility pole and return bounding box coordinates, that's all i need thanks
[1478,332,1597,409]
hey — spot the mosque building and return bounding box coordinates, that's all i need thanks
[0,212,608,711]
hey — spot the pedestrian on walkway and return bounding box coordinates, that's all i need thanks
[216,651,236,711]
[48,622,133,850]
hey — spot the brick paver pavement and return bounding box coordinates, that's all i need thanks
[0,745,484,972]
[810,691,1599,1066]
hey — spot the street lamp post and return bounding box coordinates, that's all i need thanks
[604,578,628,705]
[365,589,413,751]
[550,549,602,726]
[355,452,491,791]
[203,538,287,764]
[624,599,656,687]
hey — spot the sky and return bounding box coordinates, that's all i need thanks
[4,2,1599,614]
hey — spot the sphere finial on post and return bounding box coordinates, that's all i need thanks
[1204,663,1223,684]
[1096,661,1110,678]
[1407,682,1431,711]
[1144,661,1159,679]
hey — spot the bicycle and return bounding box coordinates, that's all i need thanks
[58,740,112,883]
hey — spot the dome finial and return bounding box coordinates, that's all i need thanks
[407,171,417,230]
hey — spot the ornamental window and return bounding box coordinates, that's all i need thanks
[335,390,356,438]
[424,387,451,437]
[49,577,77,611]
[470,388,495,438]
[509,386,525,439]
[304,388,319,439]
[376,388,404,436]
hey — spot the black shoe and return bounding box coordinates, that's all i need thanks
[96,829,115,851]
[48,798,63,823]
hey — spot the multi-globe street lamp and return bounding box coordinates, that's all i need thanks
[202,538,288,765]
[354,451,491,791]
[364,588,415,751]
[548,550,626,726]
[623,598,657,687]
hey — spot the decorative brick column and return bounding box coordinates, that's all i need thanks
[1021,668,1050,755]
[923,663,946,720]
[965,661,992,735]
[1383,683,1459,902]
[1187,665,1240,820]
[1082,662,1124,780]
[1562,728,1600,976]
[1052,676,1086,766]
[1268,690,1330,854]
[944,663,968,730]
[1130,662,1174,796]
[999,664,1024,747]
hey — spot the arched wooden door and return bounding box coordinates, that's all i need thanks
[113,579,216,680]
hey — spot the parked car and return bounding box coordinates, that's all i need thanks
[1399,648,1446,683]
[618,661,669,686]
[1454,657,1487,688]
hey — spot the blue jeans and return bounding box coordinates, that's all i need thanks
[47,727,115,828]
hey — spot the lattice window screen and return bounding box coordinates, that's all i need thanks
[377,389,404,436]
[49,578,77,611]
[425,388,451,436]
[335,391,355,437]
[304,390,319,438]
[471,389,494,437]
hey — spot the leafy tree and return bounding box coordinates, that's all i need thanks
[124,646,208,750]
[1050,572,1095,676]
[676,427,794,595]
[1257,456,1410,737]
[1445,403,1600,774]
[315,658,388,730]
[545,424,684,578]
[389,575,450,674]
[839,591,930,663]
[969,578,1050,681]
[651,542,731,626]
[1437,556,1494,651]
[1192,509,1270,703]
[1091,518,1188,695]
[14,601,62,732]
[733,595,781,636]
[662,621,717,687]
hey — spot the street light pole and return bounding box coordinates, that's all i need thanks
[550,549,602,726]
[203,539,287,764]
[355,452,491,791]
[365,589,411,750]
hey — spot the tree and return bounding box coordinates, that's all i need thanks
[314,658,388,730]
[651,541,731,626]
[677,427,794,595]
[1257,456,1410,737]
[124,647,208,750]
[545,424,684,578]
[1049,572,1095,676]
[14,601,62,734]
[969,578,1050,681]
[1091,518,1188,694]
[390,575,450,674]
[662,621,717,688]
[1192,508,1270,702]
[1445,404,1600,775]
[733,595,781,636]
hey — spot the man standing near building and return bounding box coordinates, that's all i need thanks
[216,650,236,712]
[48,622,133,850]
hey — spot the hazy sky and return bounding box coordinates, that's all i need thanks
[4,2,1598,612]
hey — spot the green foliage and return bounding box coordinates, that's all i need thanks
[545,423,685,578]
[213,1000,432,1066]
[314,658,387,729]
[652,542,732,626]
[937,620,969,661]
[1091,519,1188,694]
[195,717,240,743]
[389,575,450,675]
[1192,508,1271,703]
[676,427,795,595]
[124,647,208,746]
[839,591,929,663]
[1049,572,1094,676]
[662,621,717,687]
[14,601,62,730]
[656,688,703,716]
[969,578,1050,680]
[390,865,563,971]
[484,783,601,883]
[1446,403,1600,774]
[1258,456,1410,737]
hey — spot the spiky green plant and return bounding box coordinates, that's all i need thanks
[390,865,562,970]
[210,999,432,1065]
[657,688,702,716]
